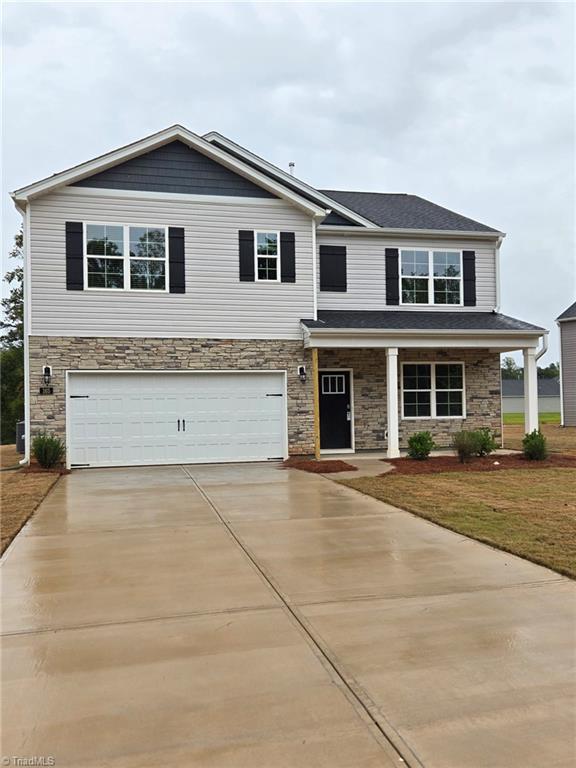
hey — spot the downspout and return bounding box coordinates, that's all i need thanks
[495,235,503,313]
[535,332,548,362]
[16,200,31,466]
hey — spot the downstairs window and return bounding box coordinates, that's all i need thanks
[402,362,465,418]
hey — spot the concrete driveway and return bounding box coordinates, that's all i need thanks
[2,463,575,767]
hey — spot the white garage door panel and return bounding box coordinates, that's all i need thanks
[69,372,286,468]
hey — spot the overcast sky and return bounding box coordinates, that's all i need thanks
[3,1,574,362]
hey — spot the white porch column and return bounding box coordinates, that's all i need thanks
[523,348,539,433]
[386,347,400,458]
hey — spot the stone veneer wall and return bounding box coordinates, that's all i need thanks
[318,348,502,449]
[29,336,315,455]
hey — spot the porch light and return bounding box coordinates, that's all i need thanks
[298,365,307,384]
[43,366,52,385]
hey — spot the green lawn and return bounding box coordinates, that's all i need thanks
[503,412,560,425]
[342,468,576,578]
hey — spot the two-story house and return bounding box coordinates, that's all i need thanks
[11,125,547,468]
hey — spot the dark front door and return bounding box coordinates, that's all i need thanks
[319,371,352,450]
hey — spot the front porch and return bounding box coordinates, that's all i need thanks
[303,310,547,460]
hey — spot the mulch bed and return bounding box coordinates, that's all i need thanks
[282,457,358,474]
[21,463,70,475]
[383,454,576,475]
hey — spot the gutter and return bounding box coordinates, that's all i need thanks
[317,226,505,240]
[15,201,31,466]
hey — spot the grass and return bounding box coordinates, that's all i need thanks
[342,468,576,578]
[504,423,576,455]
[1,445,60,555]
[503,412,560,425]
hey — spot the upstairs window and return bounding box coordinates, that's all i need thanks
[402,362,465,419]
[129,227,166,290]
[255,232,279,281]
[400,250,462,305]
[84,224,168,291]
[86,224,124,289]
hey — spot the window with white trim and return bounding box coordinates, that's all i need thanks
[255,232,279,281]
[402,362,465,418]
[400,250,462,305]
[85,224,168,291]
[321,374,346,394]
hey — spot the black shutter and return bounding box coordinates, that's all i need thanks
[319,245,347,292]
[280,232,296,283]
[462,250,476,306]
[168,227,185,293]
[239,230,255,281]
[385,248,399,305]
[65,222,83,290]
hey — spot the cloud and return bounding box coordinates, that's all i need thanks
[2,0,574,359]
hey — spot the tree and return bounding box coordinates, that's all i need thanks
[0,346,23,444]
[1,230,24,443]
[1,230,24,348]
[538,361,560,379]
[501,356,523,380]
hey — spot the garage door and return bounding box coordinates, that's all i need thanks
[68,372,287,468]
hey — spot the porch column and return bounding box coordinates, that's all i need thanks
[523,348,539,433]
[386,347,400,458]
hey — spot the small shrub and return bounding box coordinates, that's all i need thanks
[407,431,436,460]
[452,430,482,463]
[476,427,497,457]
[32,432,65,468]
[522,429,548,460]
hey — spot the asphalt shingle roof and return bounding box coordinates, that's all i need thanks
[557,301,576,321]
[502,379,560,397]
[320,190,500,233]
[302,310,544,333]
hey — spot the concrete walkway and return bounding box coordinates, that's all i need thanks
[2,463,575,767]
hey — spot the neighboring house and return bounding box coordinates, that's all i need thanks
[557,301,576,426]
[501,378,561,414]
[11,125,548,468]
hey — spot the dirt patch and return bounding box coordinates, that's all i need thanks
[383,453,575,475]
[282,457,358,474]
[1,470,60,555]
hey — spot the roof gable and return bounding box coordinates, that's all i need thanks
[72,140,276,198]
[11,125,328,217]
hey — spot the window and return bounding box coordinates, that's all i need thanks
[129,227,166,290]
[255,232,279,281]
[86,224,124,289]
[402,362,465,418]
[321,374,346,394]
[400,250,462,305]
[84,224,168,291]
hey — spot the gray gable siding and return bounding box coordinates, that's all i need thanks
[560,319,576,426]
[73,140,276,198]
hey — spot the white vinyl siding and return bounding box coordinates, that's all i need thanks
[29,189,315,339]
[317,232,497,311]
